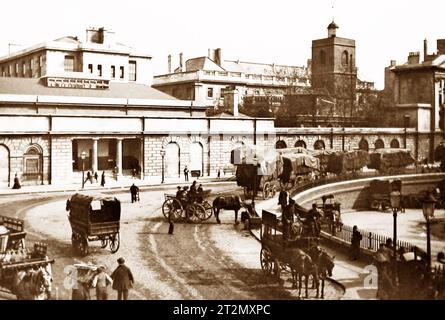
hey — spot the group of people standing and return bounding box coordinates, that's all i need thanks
[278,191,322,240]
[85,171,106,187]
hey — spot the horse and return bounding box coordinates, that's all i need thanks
[12,265,53,300]
[309,246,335,299]
[212,195,243,224]
[285,248,319,298]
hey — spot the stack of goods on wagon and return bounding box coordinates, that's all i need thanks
[310,150,369,175]
[368,149,415,173]
[278,152,320,185]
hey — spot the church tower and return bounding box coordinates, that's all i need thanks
[311,21,357,116]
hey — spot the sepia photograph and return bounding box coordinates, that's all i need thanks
[0,0,444,311]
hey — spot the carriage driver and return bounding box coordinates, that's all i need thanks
[306,203,322,236]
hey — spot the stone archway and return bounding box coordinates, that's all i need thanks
[375,139,385,149]
[23,144,43,185]
[276,140,287,149]
[314,140,325,150]
[165,142,180,178]
[189,142,204,176]
[0,144,9,187]
[390,139,400,149]
[359,139,369,151]
[295,140,307,148]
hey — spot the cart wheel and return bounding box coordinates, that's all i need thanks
[100,238,108,248]
[260,247,274,276]
[370,200,380,210]
[271,186,277,198]
[186,204,204,223]
[109,232,120,253]
[263,183,270,200]
[78,236,89,257]
[162,198,183,222]
[201,200,213,220]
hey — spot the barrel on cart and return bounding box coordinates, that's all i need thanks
[67,193,121,256]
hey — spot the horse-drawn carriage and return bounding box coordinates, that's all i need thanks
[260,210,334,299]
[0,218,54,300]
[316,195,343,233]
[162,189,213,223]
[67,193,121,256]
[369,179,402,211]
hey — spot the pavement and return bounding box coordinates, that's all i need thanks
[0,173,235,196]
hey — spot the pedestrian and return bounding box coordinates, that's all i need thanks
[111,257,134,300]
[217,168,221,179]
[94,171,98,183]
[350,225,362,260]
[278,190,288,211]
[132,168,137,179]
[92,266,113,300]
[183,165,189,182]
[12,173,21,189]
[130,183,139,203]
[86,171,92,184]
[101,171,106,187]
[307,203,321,236]
[282,198,295,240]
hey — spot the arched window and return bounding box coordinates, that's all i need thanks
[0,144,9,187]
[275,140,287,149]
[165,142,180,178]
[320,50,326,65]
[24,145,43,184]
[375,139,385,150]
[295,140,306,149]
[342,50,349,66]
[358,139,369,151]
[189,142,203,176]
[314,140,325,150]
[390,139,400,149]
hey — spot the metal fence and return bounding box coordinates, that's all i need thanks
[320,223,415,253]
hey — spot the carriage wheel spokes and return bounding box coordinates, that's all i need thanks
[260,247,274,276]
[100,238,108,248]
[186,204,203,223]
[201,200,213,220]
[109,232,120,253]
[263,182,270,200]
[162,198,183,222]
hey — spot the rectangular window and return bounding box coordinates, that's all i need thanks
[129,61,136,81]
[15,63,19,76]
[9,65,12,76]
[97,64,102,76]
[207,87,214,98]
[22,62,26,76]
[119,66,124,79]
[111,65,115,78]
[64,55,75,72]
[88,64,93,74]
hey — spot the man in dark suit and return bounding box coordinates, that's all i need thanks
[111,257,134,300]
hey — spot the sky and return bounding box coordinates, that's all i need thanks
[0,0,444,89]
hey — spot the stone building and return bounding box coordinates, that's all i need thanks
[384,38,445,161]
[0,27,153,86]
[152,48,311,108]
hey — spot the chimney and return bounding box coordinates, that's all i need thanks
[424,39,428,61]
[215,48,223,66]
[408,52,420,65]
[168,54,172,73]
[101,28,115,45]
[390,60,396,67]
[437,39,445,55]
[86,27,101,43]
[179,52,183,71]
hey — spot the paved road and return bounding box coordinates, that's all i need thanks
[0,185,344,300]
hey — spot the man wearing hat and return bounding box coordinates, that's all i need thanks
[111,258,134,300]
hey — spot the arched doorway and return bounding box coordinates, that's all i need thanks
[189,142,203,176]
[231,142,244,165]
[358,139,369,151]
[295,140,306,148]
[390,139,400,149]
[314,140,325,150]
[165,142,180,178]
[375,139,385,149]
[276,140,287,149]
[23,145,43,185]
[0,144,9,187]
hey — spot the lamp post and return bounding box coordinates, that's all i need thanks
[390,190,401,292]
[252,157,258,209]
[422,192,436,272]
[81,151,87,189]
[160,148,166,184]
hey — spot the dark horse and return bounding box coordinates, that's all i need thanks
[286,248,319,298]
[212,195,243,224]
[309,246,335,299]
